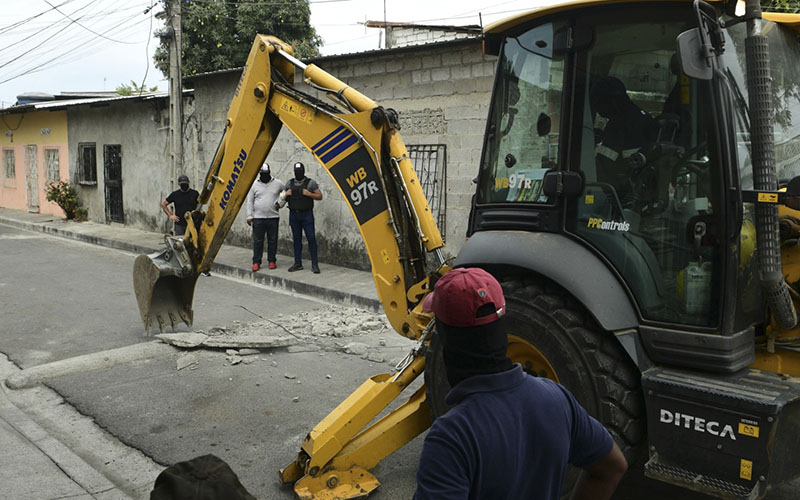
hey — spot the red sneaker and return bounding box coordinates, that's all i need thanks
[268,262,277,270]
[252,263,260,271]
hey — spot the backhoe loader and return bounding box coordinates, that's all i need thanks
[134,0,800,498]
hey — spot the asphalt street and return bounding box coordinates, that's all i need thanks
[0,224,422,499]
[2,222,798,499]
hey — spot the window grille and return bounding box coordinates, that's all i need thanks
[3,149,14,179]
[46,149,60,182]
[77,143,97,184]
[407,144,447,240]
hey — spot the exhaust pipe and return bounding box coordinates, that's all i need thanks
[745,0,797,330]
[133,236,197,333]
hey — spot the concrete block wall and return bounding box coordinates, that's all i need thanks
[68,99,172,232]
[386,26,475,49]
[188,39,496,270]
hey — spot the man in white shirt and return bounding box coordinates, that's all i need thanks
[246,163,285,271]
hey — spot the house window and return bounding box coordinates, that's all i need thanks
[45,148,60,182]
[3,149,14,179]
[407,144,447,241]
[77,143,97,184]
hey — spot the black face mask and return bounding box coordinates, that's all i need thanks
[179,183,189,192]
[259,172,271,183]
[294,165,305,181]
[437,318,513,388]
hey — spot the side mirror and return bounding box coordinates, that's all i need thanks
[542,170,583,198]
[677,28,712,81]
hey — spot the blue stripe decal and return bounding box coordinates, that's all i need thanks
[321,135,359,164]
[315,129,352,157]
[312,126,345,153]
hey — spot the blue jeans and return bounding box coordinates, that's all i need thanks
[252,218,279,264]
[289,209,317,265]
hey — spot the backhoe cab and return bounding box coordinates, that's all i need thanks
[449,0,800,498]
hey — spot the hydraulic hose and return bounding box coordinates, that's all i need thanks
[745,0,797,330]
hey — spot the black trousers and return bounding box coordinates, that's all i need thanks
[252,218,279,264]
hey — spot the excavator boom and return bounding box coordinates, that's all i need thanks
[134,36,444,336]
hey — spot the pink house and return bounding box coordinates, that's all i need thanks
[0,109,69,217]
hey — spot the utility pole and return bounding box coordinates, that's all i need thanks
[167,0,184,183]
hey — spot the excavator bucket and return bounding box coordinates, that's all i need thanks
[133,236,197,333]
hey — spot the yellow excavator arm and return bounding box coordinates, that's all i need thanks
[133,35,449,498]
[134,35,445,337]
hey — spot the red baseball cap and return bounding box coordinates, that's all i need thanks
[422,268,506,327]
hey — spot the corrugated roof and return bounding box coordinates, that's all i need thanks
[364,21,481,33]
[183,36,482,82]
[0,91,180,115]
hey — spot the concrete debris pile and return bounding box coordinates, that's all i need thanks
[157,305,412,368]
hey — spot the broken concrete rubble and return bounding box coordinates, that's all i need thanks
[342,342,369,356]
[176,353,198,371]
[157,305,414,370]
[156,332,297,350]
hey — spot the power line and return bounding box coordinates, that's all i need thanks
[372,7,533,26]
[0,0,77,35]
[452,0,524,18]
[0,4,146,36]
[137,2,157,93]
[0,11,151,84]
[43,0,141,44]
[0,0,148,62]
[0,0,97,57]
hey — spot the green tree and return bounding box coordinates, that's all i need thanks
[764,0,800,12]
[116,80,159,96]
[154,0,322,78]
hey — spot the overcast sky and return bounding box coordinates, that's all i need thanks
[0,0,548,108]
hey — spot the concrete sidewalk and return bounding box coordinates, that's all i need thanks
[0,379,132,500]
[0,207,380,311]
[0,207,384,499]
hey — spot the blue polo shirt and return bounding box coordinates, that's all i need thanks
[414,364,613,500]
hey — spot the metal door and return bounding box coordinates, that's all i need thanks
[103,145,124,223]
[24,145,38,212]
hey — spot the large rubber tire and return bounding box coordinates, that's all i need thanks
[425,276,645,468]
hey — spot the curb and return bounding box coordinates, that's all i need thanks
[0,215,157,256]
[6,341,175,390]
[0,215,381,312]
[212,261,381,311]
[0,376,132,499]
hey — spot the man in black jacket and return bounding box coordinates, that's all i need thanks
[161,174,199,237]
[283,162,323,273]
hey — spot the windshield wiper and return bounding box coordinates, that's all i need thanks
[725,67,751,134]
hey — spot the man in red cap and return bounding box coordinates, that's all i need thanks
[415,267,627,500]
